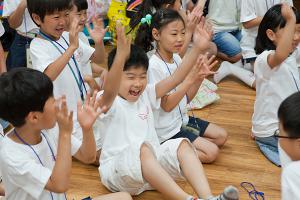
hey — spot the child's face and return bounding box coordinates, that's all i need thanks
[278,122,300,161]
[34,10,70,40]
[292,24,300,49]
[36,96,57,130]
[118,67,148,102]
[155,20,185,54]
[69,5,87,32]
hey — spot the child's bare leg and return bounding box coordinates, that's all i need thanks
[93,192,132,200]
[192,137,219,163]
[203,124,228,147]
[93,149,101,166]
[140,144,190,200]
[177,140,213,199]
[0,182,5,196]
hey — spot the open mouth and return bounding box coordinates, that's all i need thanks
[129,89,141,96]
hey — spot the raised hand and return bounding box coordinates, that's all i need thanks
[281,3,296,22]
[56,96,73,134]
[186,4,203,33]
[86,17,108,44]
[193,16,213,51]
[116,22,132,61]
[69,17,81,50]
[77,91,105,131]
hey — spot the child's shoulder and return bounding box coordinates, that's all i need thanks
[282,161,300,179]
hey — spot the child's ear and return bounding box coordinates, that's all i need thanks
[266,29,276,41]
[26,112,39,125]
[31,13,42,26]
[152,28,160,41]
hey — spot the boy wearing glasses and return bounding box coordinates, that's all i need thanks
[276,92,300,200]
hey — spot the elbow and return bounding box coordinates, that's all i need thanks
[7,18,21,30]
[84,154,97,164]
[161,105,173,112]
[51,182,70,193]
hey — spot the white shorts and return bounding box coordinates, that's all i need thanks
[99,138,189,195]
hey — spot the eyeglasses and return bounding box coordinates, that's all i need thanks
[273,129,300,139]
[240,182,265,200]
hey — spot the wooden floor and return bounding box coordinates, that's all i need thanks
[67,67,281,199]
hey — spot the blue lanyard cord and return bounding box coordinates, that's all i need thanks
[13,130,67,200]
[289,69,300,92]
[39,31,87,102]
[240,182,265,200]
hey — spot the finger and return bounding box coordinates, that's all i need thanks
[91,90,97,107]
[85,91,91,107]
[209,60,219,69]
[69,111,74,122]
[61,98,68,116]
[207,54,216,64]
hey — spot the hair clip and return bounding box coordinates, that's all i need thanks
[141,14,152,25]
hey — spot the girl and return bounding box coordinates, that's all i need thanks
[252,3,300,166]
[129,0,216,58]
[135,9,227,163]
[213,0,293,89]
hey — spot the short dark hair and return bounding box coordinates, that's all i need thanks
[255,4,300,54]
[0,68,53,127]
[27,0,72,23]
[72,0,88,12]
[107,44,149,71]
[278,92,300,138]
[135,9,185,52]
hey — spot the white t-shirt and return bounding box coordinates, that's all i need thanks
[240,0,293,59]
[0,125,81,200]
[3,0,38,33]
[97,85,161,165]
[147,54,189,143]
[0,23,5,37]
[281,161,300,200]
[206,0,241,33]
[252,49,300,137]
[78,32,93,77]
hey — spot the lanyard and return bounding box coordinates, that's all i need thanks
[39,31,87,102]
[13,130,67,200]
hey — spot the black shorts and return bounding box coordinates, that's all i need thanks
[169,116,210,143]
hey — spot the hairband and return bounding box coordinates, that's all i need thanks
[141,14,152,25]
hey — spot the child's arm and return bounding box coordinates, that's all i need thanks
[73,92,103,164]
[86,18,108,64]
[97,23,131,110]
[45,96,74,193]
[6,0,26,29]
[0,42,6,74]
[268,4,296,68]
[44,18,81,81]
[242,17,263,29]
[155,17,212,98]
[160,54,217,111]
[179,5,202,58]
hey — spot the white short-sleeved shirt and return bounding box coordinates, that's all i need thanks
[0,125,81,200]
[0,125,3,180]
[78,32,93,77]
[3,0,38,33]
[252,49,300,137]
[97,85,161,165]
[240,0,293,59]
[147,54,189,143]
[0,23,5,37]
[281,161,300,200]
[206,0,241,33]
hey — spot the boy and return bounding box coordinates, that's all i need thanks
[97,24,239,199]
[3,0,38,70]
[277,92,300,199]
[68,0,108,91]
[0,68,133,200]
[27,0,113,160]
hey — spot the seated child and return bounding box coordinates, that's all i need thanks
[97,31,239,199]
[68,0,108,91]
[277,92,300,200]
[0,68,132,200]
[252,4,300,166]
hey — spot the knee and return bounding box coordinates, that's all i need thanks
[177,140,195,158]
[200,143,219,164]
[215,127,228,147]
[119,192,133,200]
[228,53,242,63]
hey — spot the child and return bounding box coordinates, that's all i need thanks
[277,92,300,200]
[28,0,113,162]
[206,0,242,63]
[213,0,293,88]
[0,68,133,200]
[97,18,239,200]
[135,9,227,163]
[252,4,300,166]
[3,0,38,70]
[68,0,108,91]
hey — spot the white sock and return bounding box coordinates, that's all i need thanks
[213,61,233,83]
[243,62,254,71]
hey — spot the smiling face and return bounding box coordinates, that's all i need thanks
[118,66,148,102]
[153,19,185,55]
[33,10,70,40]
[69,5,87,32]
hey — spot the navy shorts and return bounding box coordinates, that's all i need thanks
[170,116,210,143]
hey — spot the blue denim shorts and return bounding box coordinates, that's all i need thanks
[255,136,280,167]
[213,30,242,57]
[170,116,209,143]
